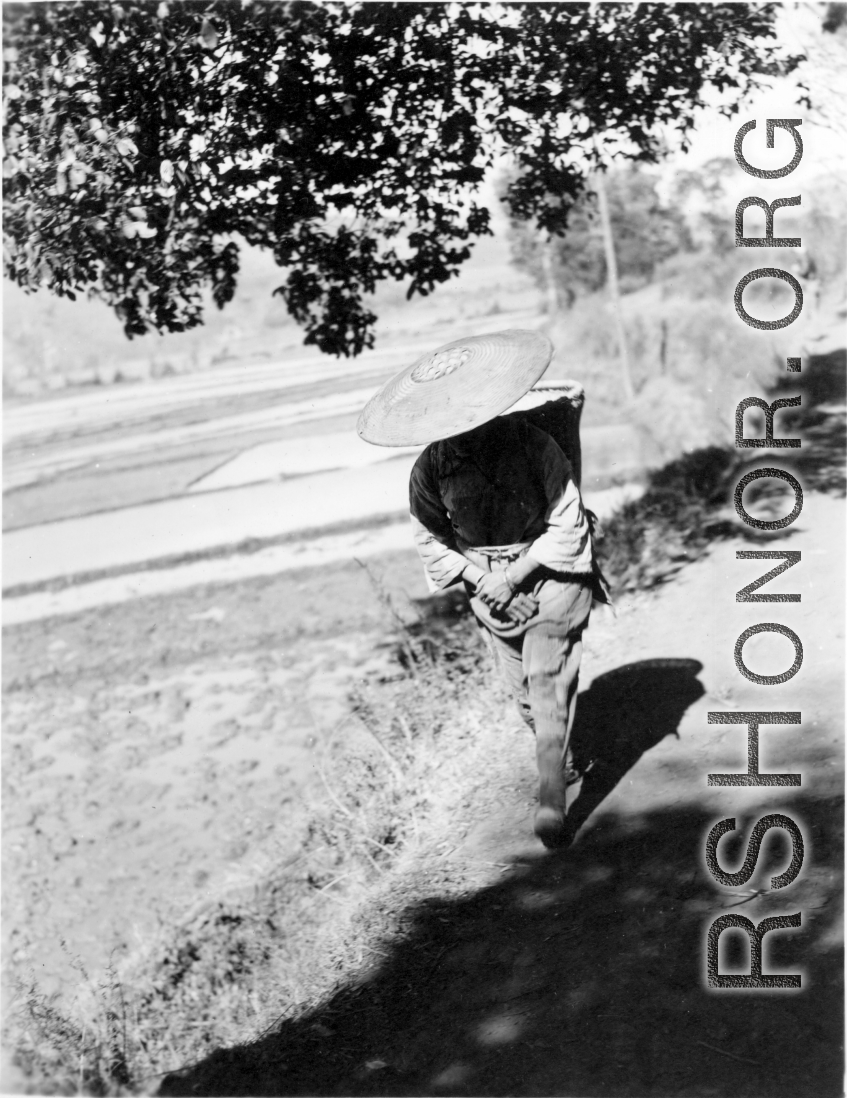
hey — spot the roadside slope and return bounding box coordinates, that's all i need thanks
[155,492,844,1098]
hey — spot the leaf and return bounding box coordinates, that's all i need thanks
[136,224,157,238]
[121,221,138,238]
[116,137,138,156]
[128,205,147,219]
[160,159,174,183]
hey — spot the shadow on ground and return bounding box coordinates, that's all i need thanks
[567,658,705,814]
[160,660,843,1098]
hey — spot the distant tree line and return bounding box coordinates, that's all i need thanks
[503,167,693,312]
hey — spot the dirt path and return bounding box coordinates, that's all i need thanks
[158,492,844,1098]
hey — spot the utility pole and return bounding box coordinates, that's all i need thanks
[595,173,635,403]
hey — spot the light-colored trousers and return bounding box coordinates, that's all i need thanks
[476,579,593,812]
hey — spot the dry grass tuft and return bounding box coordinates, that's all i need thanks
[5,572,504,1095]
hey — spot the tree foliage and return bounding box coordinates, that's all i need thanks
[670,156,739,255]
[505,166,693,306]
[3,1,800,355]
[671,156,847,282]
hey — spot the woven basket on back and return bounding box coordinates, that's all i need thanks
[502,381,585,488]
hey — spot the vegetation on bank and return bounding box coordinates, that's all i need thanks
[8,578,503,1095]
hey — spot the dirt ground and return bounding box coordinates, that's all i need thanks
[3,489,843,1095]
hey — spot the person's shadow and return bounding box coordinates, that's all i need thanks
[155,657,847,1098]
[567,657,705,832]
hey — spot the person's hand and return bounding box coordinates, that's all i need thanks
[505,592,539,623]
[474,571,539,623]
[475,570,514,610]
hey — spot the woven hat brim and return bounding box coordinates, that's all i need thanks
[356,329,553,447]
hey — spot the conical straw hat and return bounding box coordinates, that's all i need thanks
[357,329,553,447]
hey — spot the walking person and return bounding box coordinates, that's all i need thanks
[357,330,605,849]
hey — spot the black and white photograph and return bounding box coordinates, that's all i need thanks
[2,2,845,1095]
